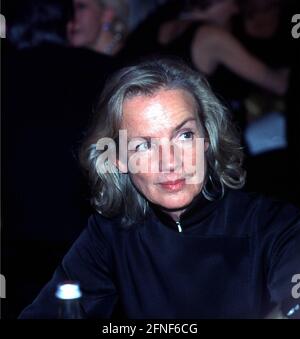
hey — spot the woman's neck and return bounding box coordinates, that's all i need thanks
[160,206,188,222]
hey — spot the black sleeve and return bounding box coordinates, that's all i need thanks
[263,200,300,318]
[19,214,118,319]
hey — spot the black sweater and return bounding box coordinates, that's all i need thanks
[19,189,300,318]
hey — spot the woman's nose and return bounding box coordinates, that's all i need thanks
[159,143,181,173]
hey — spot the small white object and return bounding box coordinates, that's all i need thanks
[55,282,82,300]
[176,221,183,233]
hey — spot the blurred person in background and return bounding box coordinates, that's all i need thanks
[234,0,292,120]
[123,0,289,130]
[67,0,129,56]
[157,0,288,98]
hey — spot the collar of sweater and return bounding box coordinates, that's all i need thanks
[150,190,225,232]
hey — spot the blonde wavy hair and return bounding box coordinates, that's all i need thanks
[80,58,246,227]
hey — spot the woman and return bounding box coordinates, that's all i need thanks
[67,0,129,55]
[157,0,288,96]
[19,58,300,319]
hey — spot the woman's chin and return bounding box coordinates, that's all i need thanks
[156,195,194,212]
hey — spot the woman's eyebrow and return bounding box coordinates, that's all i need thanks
[173,117,197,132]
[128,118,197,140]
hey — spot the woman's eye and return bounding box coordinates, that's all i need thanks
[178,131,194,141]
[136,141,151,152]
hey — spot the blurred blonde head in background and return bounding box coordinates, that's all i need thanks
[67,0,129,55]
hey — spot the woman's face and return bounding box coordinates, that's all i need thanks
[121,89,209,214]
[68,0,103,48]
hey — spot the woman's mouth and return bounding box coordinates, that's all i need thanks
[158,179,186,192]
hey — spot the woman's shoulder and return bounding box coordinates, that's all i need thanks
[227,189,299,210]
[224,189,300,233]
[85,212,143,240]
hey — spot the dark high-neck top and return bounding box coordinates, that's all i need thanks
[19,189,300,319]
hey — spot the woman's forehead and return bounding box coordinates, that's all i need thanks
[121,89,200,136]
